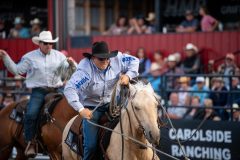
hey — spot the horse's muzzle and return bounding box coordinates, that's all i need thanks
[148,129,160,146]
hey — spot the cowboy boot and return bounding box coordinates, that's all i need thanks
[24,140,37,158]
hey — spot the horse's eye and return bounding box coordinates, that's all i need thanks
[134,106,140,111]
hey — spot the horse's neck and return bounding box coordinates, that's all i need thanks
[52,97,78,125]
[117,109,148,150]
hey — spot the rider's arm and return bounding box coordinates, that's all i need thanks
[64,69,90,112]
[118,52,139,79]
[3,53,31,75]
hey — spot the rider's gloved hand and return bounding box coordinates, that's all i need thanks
[79,108,92,119]
[120,74,130,85]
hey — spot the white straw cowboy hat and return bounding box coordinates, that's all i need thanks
[32,31,59,45]
[185,43,198,53]
[30,18,42,25]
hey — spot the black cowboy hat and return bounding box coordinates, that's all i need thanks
[83,41,118,59]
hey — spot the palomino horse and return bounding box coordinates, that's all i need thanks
[62,82,161,160]
[0,97,78,160]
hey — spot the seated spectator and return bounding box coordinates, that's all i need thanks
[232,103,240,122]
[0,19,8,39]
[30,18,42,37]
[181,43,201,74]
[199,6,219,32]
[176,10,198,33]
[9,17,30,38]
[209,77,229,120]
[173,52,182,67]
[103,15,128,35]
[145,12,156,33]
[178,76,191,106]
[127,16,149,34]
[230,77,240,104]
[191,76,209,105]
[184,96,201,119]
[2,93,15,107]
[165,55,184,90]
[151,50,165,70]
[218,53,240,88]
[167,92,186,119]
[136,47,151,76]
[147,63,161,95]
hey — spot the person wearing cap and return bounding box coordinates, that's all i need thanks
[165,54,184,90]
[30,18,42,37]
[181,43,201,74]
[147,63,161,95]
[9,16,30,38]
[209,77,229,120]
[0,30,75,157]
[176,10,199,33]
[232,103,240,121]
[218,53,240,88]
[191,76,209,105]
[64,41,139,159]
[145,12,156,33]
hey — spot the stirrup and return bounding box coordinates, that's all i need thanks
[24,141,38,158]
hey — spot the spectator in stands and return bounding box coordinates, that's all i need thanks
[199,6,219,32]
[209,77,229,120]
[30,18,42,37]
[178,76,191,106]
[191,76,209,105]
[14,75,26,102]
[229,77,240,105]
[127,16,148,34]
[9,17,30,38]
[103,15,128,35]
[145,12,156,33]
[165,54,184,90]
[147,63,161,95]
[167,92,186,119]
[2,93,15,107]
[136,47,151,76]
[173,52,182,67]
[232,103,240,121]
[151,50,165,70]
[218,53,240,88]
[181,43,201,74]
[0,19,8,39]
[184,96,201,119]
[176,10,199,33]
[203,99,221,121]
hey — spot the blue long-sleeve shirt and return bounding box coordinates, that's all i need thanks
[64,52,139,112]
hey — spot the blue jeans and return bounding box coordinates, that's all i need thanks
[83,104,108,160]
[24,87,63,142]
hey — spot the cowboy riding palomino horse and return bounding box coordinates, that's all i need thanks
[62,81,161,160]
[0,93,78,160]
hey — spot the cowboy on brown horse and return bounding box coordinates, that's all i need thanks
[0,30,76,158]
[64,41,139,160]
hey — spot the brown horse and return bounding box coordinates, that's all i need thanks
[0,97,78,160]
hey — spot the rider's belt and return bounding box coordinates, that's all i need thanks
[34,87,58,92]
